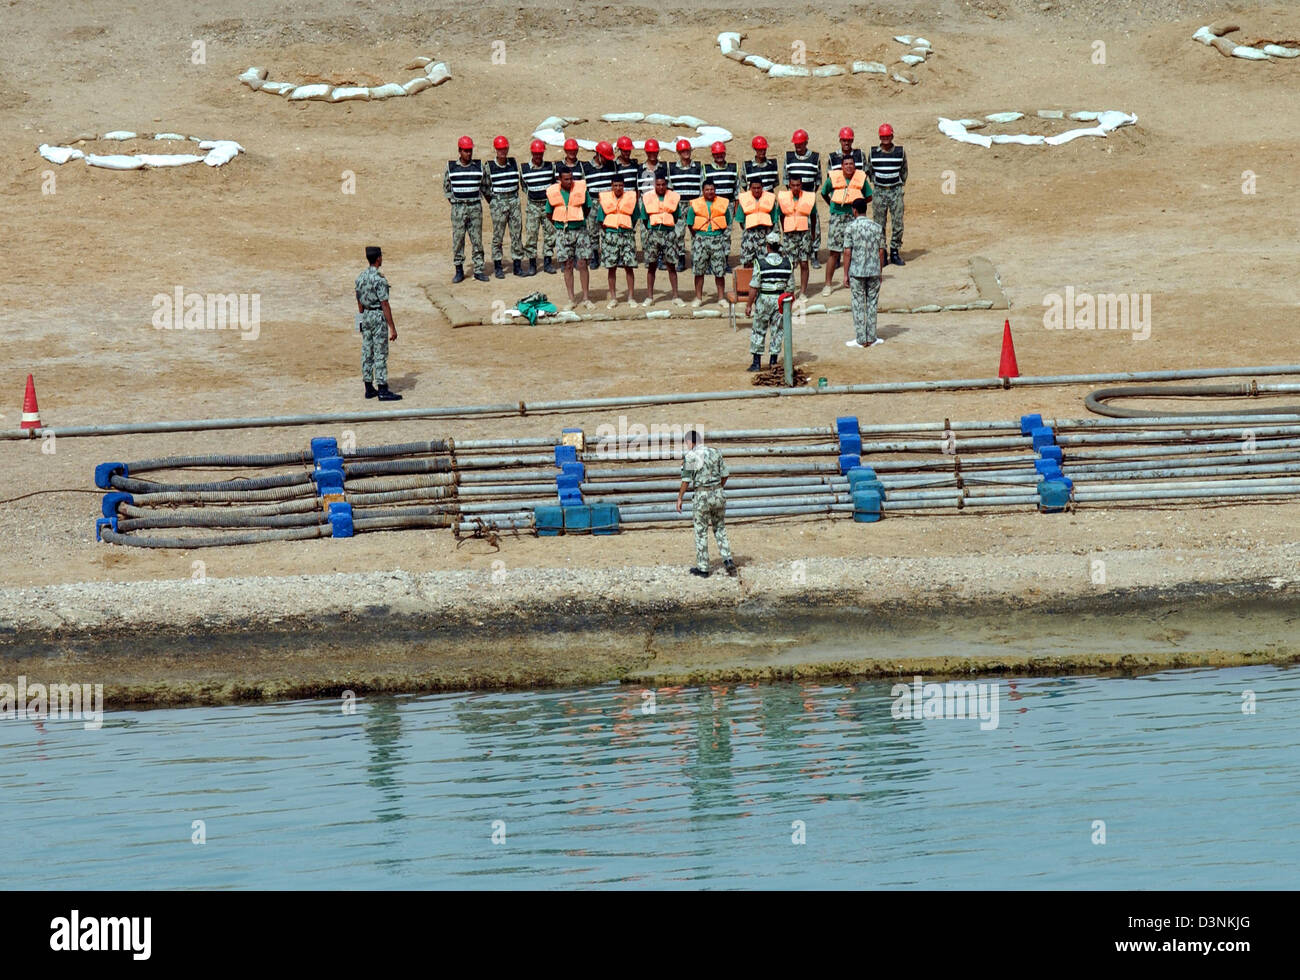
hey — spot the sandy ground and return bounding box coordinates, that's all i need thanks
[1,1,1297,657]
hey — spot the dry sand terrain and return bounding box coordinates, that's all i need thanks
[0,0,1297,688]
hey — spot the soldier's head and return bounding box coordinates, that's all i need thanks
[710,141,727,165]
[792,128,809,152]
[878,123,894,150]
[616,135,634,162]
[493,134,509,161]
[685,429,702,449]
[654,174,668,195]
[765,231,781,253]
[457,135,473,162]
[563,137,579,161]
[611,174,625,196]
[788,174,803,194]
[675,139,692,163]
[852,197,868,216]
[559,169,574,190]
[701,179,716,202]
[749,176,764,196]
[529,139,546,164]
[751,134,768,161]
[644,138,660,162]
[841,157,856,178]
[839,126,855,154]
[365,245,382,266]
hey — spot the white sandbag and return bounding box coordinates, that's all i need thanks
[892,72,916,84]
[893,35,913,44]
[104,131,137,140]
[852,61,887,73]
[369,83,407,99]
[900,54,926,65]
[405,56,432,69]
[991,134,1045,145]
[743,54,774,70]
[914,37,931,48]
[724,48,749,62]
[536,115,570,130]
[154,133,187,140]
[813,65,847,76]
[574,139,598,151]
[202,142,242,166]
[601,112,645,122]
[555,310,582,322]
[937,117,991,148]
[1095,110,1136,131]
[239,67,268,90]
[692,309,721,318]
[38,144,84,165]
[803,303,827,315]
[260,81,295,96]
[954,118,984,128]
[1068,111,1100,121]
[646,309,671,319]
[1037,109,1064,118]
[910,48,929,57]
[403,76,433,94]
[1231,45,1269,60]
[717,31,743,54]
[330,86,371,102]
[911,305,941,313]
[985,111,1024,123]
[289,84,330,101]
[673,115,707,129]
[694,126,733,143]
[1192,26,1216,45]
[1044,126,1106,145]
[827,305,851,314]
[139,153,206,167]
[768,63,811,77]
[644,112,676,126]
[532,127,565,145]
[86,154,144,170]
[199,139,246,152]
[1263,44,1300,57]
[426,63,452,84]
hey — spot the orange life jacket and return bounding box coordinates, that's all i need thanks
[830,169,867,205]
[738,190,776,229]
[642,190,680,227]
[691,197,728,231]
[547,180,587,223]
[599,190,636,229]
[777,190,814,232]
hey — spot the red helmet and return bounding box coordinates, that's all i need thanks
[616,135,633,151]
[878,123,893,138]
[644,138,660,153]
[792,128,809,145]
[675,138,691,153]
[710,141,726,156]
[596,140,615,160]
[493,135,509,150]
[839,126,854,141]
[563,138,578,152]
[529,139,545,154]
[457,136,473,150]
[751,135,768,150]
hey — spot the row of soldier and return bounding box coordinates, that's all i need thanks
[442,124,908,304]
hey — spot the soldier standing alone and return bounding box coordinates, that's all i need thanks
[355,246,402,401]
[745,231,794,372]
[676,430,736,578]
[841,197,887,349]
[443,136,490,283]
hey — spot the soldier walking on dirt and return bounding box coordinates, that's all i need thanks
[676,430,736,578]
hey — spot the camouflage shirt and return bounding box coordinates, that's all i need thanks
[355,266,390,313]
[681,445,729,488]
[844,216,884,277]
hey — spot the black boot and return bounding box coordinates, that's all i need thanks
[473,268,490,282]
[747,354,762,372]
[891,249,905,266]
[364,381,377,399]
[512,259,523,276]
[494,260,505,279]
[590,250,600,270]
[690,567,710,578]
[526,259,537,277]
[543,257,555,275]
[376,384,402,401]
[724,559,737,577]
[769,354,778,369]
[452,264,465,283]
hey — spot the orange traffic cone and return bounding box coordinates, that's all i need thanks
[20,374,41,429]
[998,320,1020,379]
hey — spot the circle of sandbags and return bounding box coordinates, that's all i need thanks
[1192,24,1299,61]
[937,110,1138,148]
[37,132,245,170]
[238,57,452,103]
[716,31,933,85]
[531,114,733,152]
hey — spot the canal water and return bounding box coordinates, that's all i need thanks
[2,664,1295,889]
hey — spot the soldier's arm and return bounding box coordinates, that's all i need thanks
[356,288,363,313]
[819,177,832,204]
[382,299,395,340]
[480,164,492,201]
[442,168,454,202]
[900,150,908,185]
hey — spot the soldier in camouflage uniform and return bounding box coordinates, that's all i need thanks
[484,135,524,278]
[745,232,794,372]
[444,136,490,282]
[637,173,685,306]
[592,174,639,308]
[841,197,886,348]
[676,430,736,577]
[354,246,402,401]
[689,180,732,307]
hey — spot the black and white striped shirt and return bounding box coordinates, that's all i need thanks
[583,161,618,195]
[485,158,520,197]
[783,150,821,190]
[445,159,485,200]
[637,160,668,196]
[668,161,703,199]
[615,157,642,191]
[867,146,907,187]
[521,160,556,201]
[702,161,739,201]
[743,158,780,193]
[828,148,866,169]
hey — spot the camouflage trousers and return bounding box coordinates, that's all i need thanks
[849,275,881,345]
[827,210,853,250]
[691,486,731,571]
[739,226,771,267]
[523,198,556,263]
[872,185,904,251]
[675,220,690,265]
[554,225,591,264]
[450,200,485,272]
[809,203,822,255]
[643,225,680,267]
[586,211,603,265]
[692,233,728,277]
[489,197,522,263]
[359,313,389,384]
[601,228,637,267]
[781,229,812,262]
[749,292,784,355]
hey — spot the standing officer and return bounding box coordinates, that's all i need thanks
[593,173,638,309]
[668,138,704,273]
[676,430,736,578]
[556,137,583,176]
[784,130,823,268]
[743,135,780,193]
[613,136,641,189]
[689,179,731,307]
[547,168,593,310]
[744,231,794,373]
[583,140,619,270]
[776,174,815,296]
[828,125,866,169]
[868,123,908,265]
[637,138,669,262]
[638,172,685,306]
[355,246,401,401]
[485,135,523,279]
[736,174,779,268]
[841,197,887,349]
[819,156,870,295]
[702,141,739,268]
[443,136,490,282]
[520,139,557,276]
